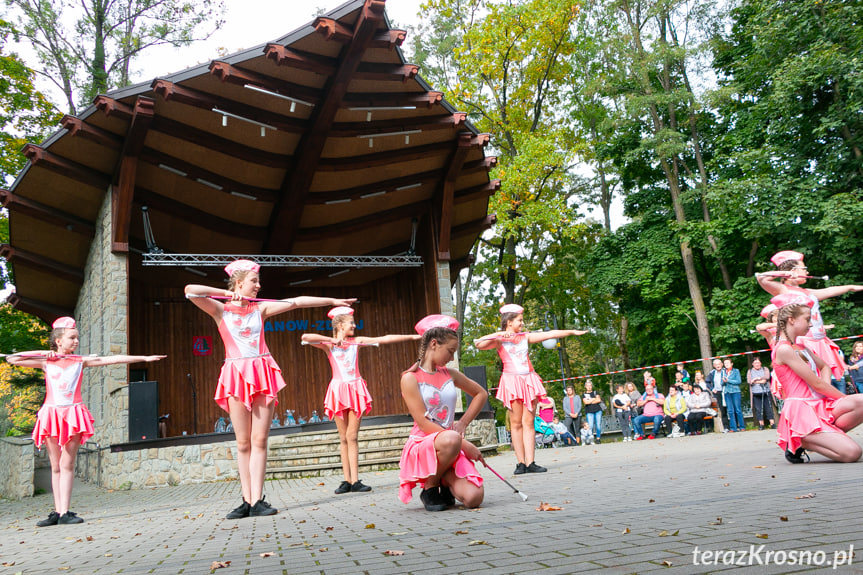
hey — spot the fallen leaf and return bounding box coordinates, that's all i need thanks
[317,482,325,486]
[591,523,602,527]
[662,560,673,567]
[458,520,471,524]
[86,536,94,541]
[312,534,318,538]
[795,493,816,499]
[649,499,655,503]
[536,502,563,511]
[723,483,730,487]
[104,553,112,557]
[708,517,723,525]
[325,527,334,531]
[468,540,488,546]
[318,548,328,552]
[756,533,768,539]
[298,519,306,524]
[563,500,572,504]
[365,523,375,529]
[454,530,469,535]
[58,568,70,571]
[210,560,231,571]
[388,532,408,536]
[134,533,142,537]
[1,562,14,567]
[383,550,404,556]
[672,530,679,536]
[658,530,669,537]
[221,525,238,531]
[780,516,788,522]
[282,534,292,538]
[110,536,120,539]
[259,538,269,542]
[803,509,810,513]
[622,527,631,534]
[308,507,319,511]
[753,465,766,469]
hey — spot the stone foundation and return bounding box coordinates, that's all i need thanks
[0,437,34,500]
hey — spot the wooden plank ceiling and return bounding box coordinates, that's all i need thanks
[0,0,498,323]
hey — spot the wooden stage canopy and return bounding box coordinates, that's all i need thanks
[0,0,498,436]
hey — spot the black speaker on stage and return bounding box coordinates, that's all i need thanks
[129,380,158,441]
[462,366,493,412]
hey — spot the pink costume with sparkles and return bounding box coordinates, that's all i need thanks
[32,357,95,448]
[785,286,846,379]
[398,366,482,503]
[215,302,286,412]
[494,333,547,411]
[322,340,372,420]
[772,340,841,454]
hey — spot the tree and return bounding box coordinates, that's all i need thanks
[4,0,225,113]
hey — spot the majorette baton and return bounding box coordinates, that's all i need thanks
[473,331,545,344]
[543,333,863,384]
[185,294,295,304]
[300,341,379,347]
[1,352,99,360]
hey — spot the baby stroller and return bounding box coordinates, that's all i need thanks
[534,416,558,448]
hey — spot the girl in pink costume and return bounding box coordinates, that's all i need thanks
[475,304,586,475]
[399,315,487,512]
[757,250,863,380]
[7,317,165,527]
[754,303,783,398]
[301,306,419,494]
[770,293,863,464]
[185,260,355,519]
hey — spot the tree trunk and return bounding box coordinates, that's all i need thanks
[619,315,631,370]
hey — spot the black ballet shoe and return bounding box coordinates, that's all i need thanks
[785,447,809,464]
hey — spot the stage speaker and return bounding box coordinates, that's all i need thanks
[129,380,158,442]
[462,366,493,412]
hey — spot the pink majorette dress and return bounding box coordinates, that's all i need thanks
[494,333,547,411]
[215,302,286,412]
[772,340,841,454]
[398,366,482,503]
[323,340,372,420]
[787,286,846,379]
[32,356,95,448]
[762,327,784,398]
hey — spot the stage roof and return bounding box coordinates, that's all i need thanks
[1,0,497,322]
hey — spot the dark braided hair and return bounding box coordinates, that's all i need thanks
[775,303,810,344]
[406,326,458,373]
[777,259,803,284]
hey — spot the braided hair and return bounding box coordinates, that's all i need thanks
[226,269,252,291]
[49,327,66,351]
[775,303,810,344]
[406,326,458,373]
[500,312,520,331]
[331,314,352,338]
[777,259,802,284]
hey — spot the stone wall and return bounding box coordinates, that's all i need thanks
[76,190,130,449]
[100,442,237,489]
[0,437,34,500]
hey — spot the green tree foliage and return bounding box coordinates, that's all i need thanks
[3,0,225,113]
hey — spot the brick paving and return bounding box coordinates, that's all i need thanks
[1,429,862,574]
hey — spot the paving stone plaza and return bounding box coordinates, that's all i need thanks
[1,428,861,574]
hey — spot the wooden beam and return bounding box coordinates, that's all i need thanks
[94,95,134,120]
[436,133,473,261]
[0,245,84,283]
[151,79,307,134]
[151,116,291,168]
[61,116,124,148]
[22,145,111,190]
[330,112,467,137]
[134,188,265,242]
[6,293,73,325]
[314,17,405,49]
[306,168,442,204]
[454,180,502,204]
[264,44,338,76]
[209,61,322,106]
[354,62,419,83]
[139,148,277,202]
[264,0,386,253]
[0,189,96,237]
[451,214,497,239]
[112,97,155,253]
[317,140,452,171]
[340,91,442,109]
[462,156,498,175]
[297,199,428,242]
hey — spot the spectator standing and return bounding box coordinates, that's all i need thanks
[747,357,775,430]
[707,359,729,431]
[686,385,711,434]
[848,341,863,394]
[562,385,582,444]
[633,384,665,439]
[722,359,744,432]
[625,382,642,418]
[663,386,687,437]
[612,384,633,442]
[582,379,604,444]
[537,395,556,423]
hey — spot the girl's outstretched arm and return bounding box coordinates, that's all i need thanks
[808,285,863,301]
[526,329,587,344]
[261,297,356,319]
[474,332,507,350]
[4,351,51,369]
[353,334,421,345]
[300,333,341,348]
[83,355,167,367]
[755,272,791,296]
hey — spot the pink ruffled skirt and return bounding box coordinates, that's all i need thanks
[32,403,95,448]
[215,355,286,412]
[398,429,482,503]
[495,372,547,411]
[324,378,372,420]
[798,335,846,380]
[776,397,841,454]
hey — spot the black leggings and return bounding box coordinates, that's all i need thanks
[752,393,775,423]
